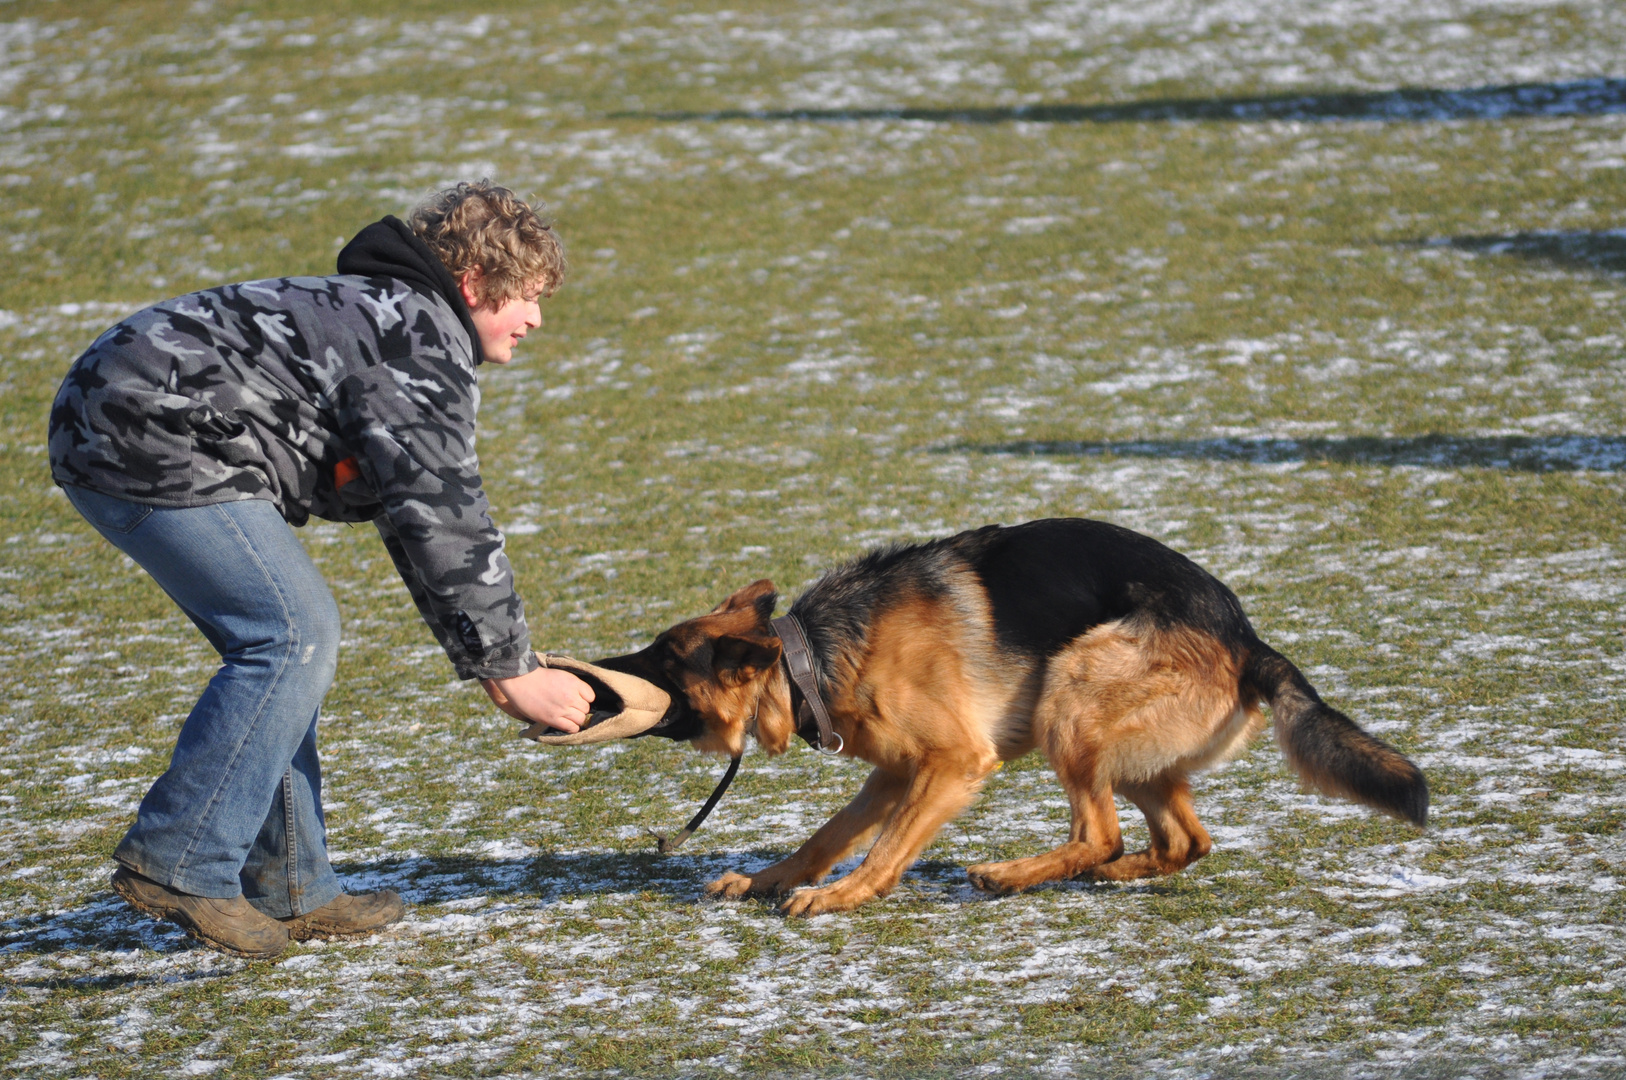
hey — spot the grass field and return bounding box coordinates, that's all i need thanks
[2,1,1625,1076]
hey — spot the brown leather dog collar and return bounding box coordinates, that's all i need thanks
[771,614,844,755]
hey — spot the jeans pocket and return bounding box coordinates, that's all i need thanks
[63,485,155,535]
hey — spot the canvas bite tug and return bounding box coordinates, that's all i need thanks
[595,518,1428,917]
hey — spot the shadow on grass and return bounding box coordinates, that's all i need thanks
[956,434,1626,472]
[7,968,229,992]
[1418,230,1626,275]
[0,850,1047,956]
[0,851,773,957]
[0,897,208,962]
[631,76,1626,125]
[333,849,794,905]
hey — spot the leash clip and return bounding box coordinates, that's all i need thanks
[819,732,844,756]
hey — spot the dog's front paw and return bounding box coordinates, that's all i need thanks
[778,880,876,917]
[966,860,1028,895]
[705,872,770,899]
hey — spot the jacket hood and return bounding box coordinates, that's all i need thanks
[336,215,485,366]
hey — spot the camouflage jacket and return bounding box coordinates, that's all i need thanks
[47,217,539,681]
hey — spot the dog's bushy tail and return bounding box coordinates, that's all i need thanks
[1243,642,1428,827]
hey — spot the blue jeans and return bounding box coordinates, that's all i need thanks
[64,486,343,918]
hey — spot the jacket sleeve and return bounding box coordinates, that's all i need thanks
[335,305,539,681]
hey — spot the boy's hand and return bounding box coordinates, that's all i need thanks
[482,667,595,733]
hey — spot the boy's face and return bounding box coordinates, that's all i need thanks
[460,273,547,364]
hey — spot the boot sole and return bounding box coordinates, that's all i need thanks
[112,875,288,960]
[286,924,380,942]
[284,911,405,941]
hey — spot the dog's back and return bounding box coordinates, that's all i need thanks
[789,518,1252,688]
[793,519,1254,654]
[946,519,1255,658]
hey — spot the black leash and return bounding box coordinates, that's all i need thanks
[648,755,741,854]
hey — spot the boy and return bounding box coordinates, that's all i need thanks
[48,181,591,958]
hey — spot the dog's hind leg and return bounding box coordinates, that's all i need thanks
[969,621,1247,895]
[706,766,910,900]
[965,774,1123,895]
[967,626,1139,895]
[1089,773,1211,881]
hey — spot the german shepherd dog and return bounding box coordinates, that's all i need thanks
[600,519,1427,916]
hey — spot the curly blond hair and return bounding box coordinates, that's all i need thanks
[409,180,566,307]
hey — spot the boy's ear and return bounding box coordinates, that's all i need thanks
[457,267,485,311]
[712,633,783,686]
[710,579,777,623]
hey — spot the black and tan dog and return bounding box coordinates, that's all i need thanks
[600,518,1426,916]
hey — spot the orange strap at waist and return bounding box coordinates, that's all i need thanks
[334,456,362,489]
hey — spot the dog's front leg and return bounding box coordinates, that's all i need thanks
[779,754,993,917]
[706,766,909,900]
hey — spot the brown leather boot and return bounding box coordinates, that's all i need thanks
[280,890,405,940]
[111,866,289,959]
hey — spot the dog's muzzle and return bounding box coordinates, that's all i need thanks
[517,654,677,744]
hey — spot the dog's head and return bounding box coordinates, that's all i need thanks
[595,579,788,758]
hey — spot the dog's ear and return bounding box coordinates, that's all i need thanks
[710,579,778,624]
[712,632,782,686]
